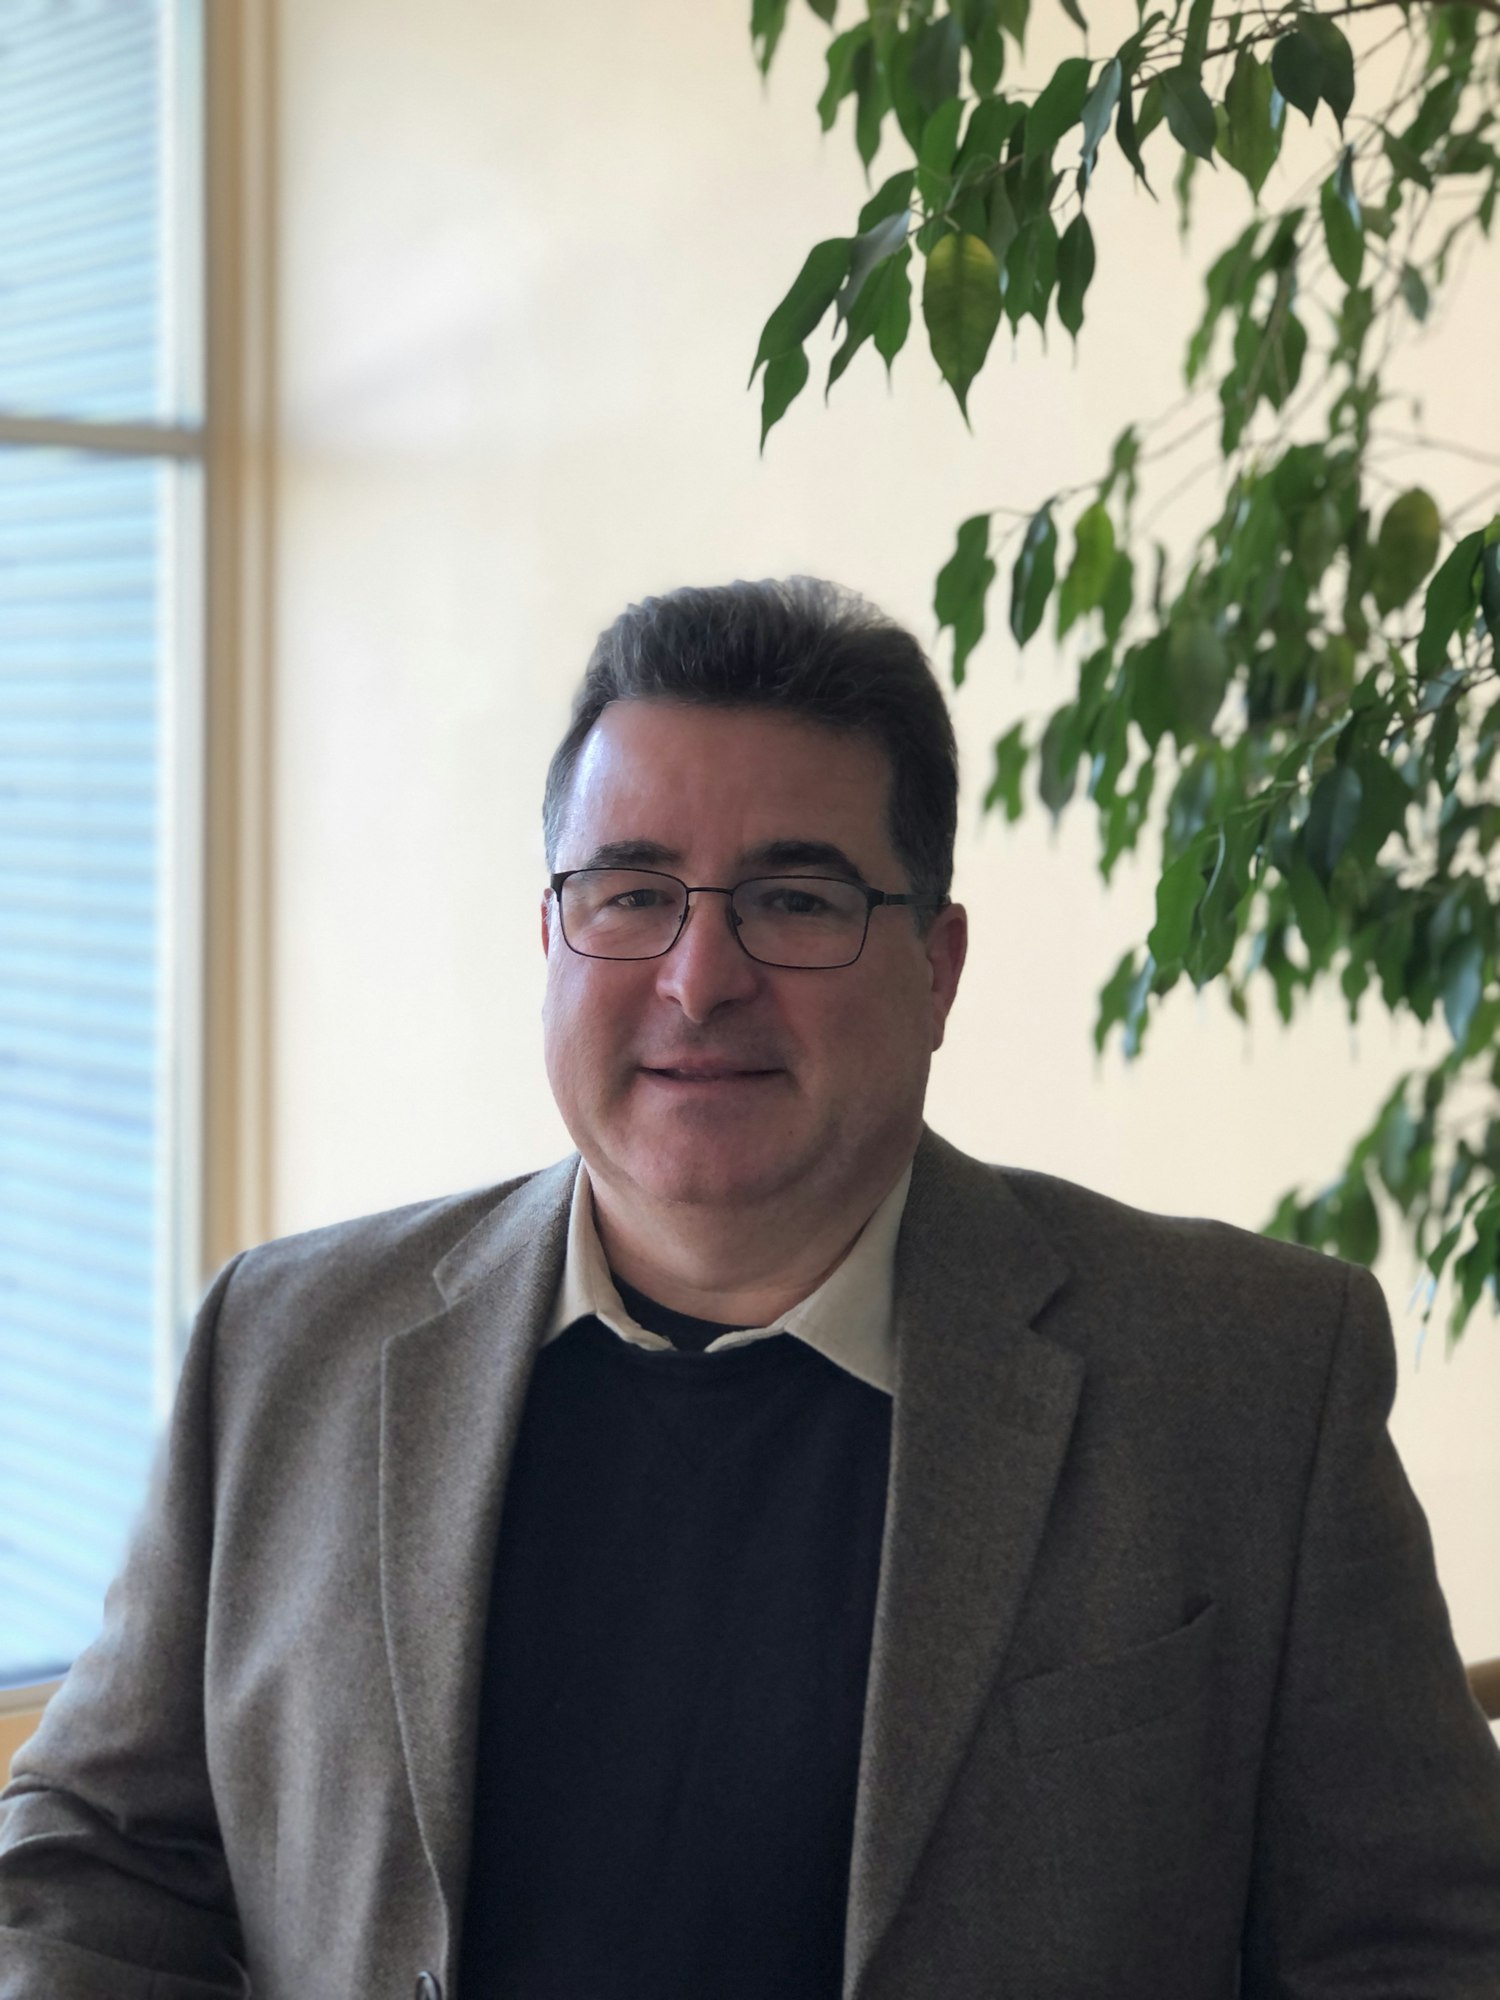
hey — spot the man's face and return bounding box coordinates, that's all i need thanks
[541,698,966,1222]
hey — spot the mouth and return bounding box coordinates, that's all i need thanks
[640,1064,784,1085]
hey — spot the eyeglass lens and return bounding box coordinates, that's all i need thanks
[558,869,870,967]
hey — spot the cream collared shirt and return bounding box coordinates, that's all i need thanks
[543,1158,912,1396]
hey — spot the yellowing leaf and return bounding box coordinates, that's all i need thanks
[922,231,1002,420]
[1373,488,1441,613]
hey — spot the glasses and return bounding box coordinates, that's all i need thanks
[549,867,923,969]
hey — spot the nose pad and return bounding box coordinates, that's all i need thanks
[677,887,745,955]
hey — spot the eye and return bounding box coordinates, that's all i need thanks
[768,887,831,916]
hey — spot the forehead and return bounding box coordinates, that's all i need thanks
[558,699,898,867]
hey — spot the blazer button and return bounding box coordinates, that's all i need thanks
[415,1975,441,2000]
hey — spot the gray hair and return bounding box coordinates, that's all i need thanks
[543,577,958,912]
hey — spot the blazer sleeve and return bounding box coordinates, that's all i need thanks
[0,1256,249,2000]
[1241,1260,1500,1998]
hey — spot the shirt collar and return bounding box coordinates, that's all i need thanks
[544,1157,910,1396]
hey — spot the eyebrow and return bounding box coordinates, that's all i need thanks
[740,839,867,883]
[570,837,869,883]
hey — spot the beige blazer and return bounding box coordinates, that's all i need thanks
[3,1129,1499,1999]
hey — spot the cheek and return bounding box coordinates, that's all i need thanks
[542,960,639,1084]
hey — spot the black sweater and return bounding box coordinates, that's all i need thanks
[456,1310,892,1998]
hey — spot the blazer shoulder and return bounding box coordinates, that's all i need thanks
[214,1163,569,1356]
[1003,1160,1353,1301]
[917,1129,1374,1354]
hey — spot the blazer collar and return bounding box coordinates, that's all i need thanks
[843,1128,1082,1999]
[379,1156,576,1946]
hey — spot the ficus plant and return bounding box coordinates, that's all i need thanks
[748,0,1500,1338]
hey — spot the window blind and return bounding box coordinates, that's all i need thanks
[0,0,194,1684]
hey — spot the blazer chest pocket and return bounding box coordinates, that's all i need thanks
[1006,1596,1219,1755]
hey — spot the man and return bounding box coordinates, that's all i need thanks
[2,578,1498,2000]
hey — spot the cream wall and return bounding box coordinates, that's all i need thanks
[266,0,1500,1660]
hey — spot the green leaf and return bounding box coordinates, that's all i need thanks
[750,238,851,384]
[935,512,998,684]
[1273,19,1353,132]
[1115,73,1155,194]
[986,175,1020,264]
[1010,505,1058,646]
[1079,58,1122,186]
[1441,934,1486,1047]
[1101,548,1134,643]
[971,17,1007,94]
[1058,0,1088,31]
[1373,488,1441,614]
[1319,154,1364,287]
[1480,538,1500,640]
[1148,836,1214,968]
[1003,214,1058,329]
[1058,499,1115,634]
[1159,66,1217,161]
[1025,55,1092,167]
[995,0,1030,47]
[873,248,913,372]
[909,12,964,115]
[1417,530,1484,673]
[759,347,809,449]
[1095,948,1153,1056]
[917,97,965,207]
[804,0,836,20]
[819,25,870,129]
[1183,0,1214,71]
[1270,29,1321,127]
[1347,749,1414,868]
[1302,15,1354,129]
[857,168,917,233]
[1220,48,1283,199]
[1128,631,1173,748]
[888,22,930,152]
[854,39,893,166]
[829,245,912,390]
[1038,704,1081,814]
[957,94,1024,173]
[1135,77,1165,149]
[984,720,1028,819]
[751,0,790,76]
[838,209,911,321]
[1056,213,1095,338]
[1286,849,1333,956]
[923,231,1003,419]
[1400,263,1431,322]
[1405,71,1463,157]
[1382,126,1435,193]
[1186,222,1259,383]
[1165,615,1228,738]
[1303,762,1362,881]
[1336,1173,1381,1267]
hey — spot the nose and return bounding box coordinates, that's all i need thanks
[654,889,761,1022]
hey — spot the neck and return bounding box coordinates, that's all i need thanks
[587,1166,908,1327]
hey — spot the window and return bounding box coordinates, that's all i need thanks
[0,0,204,1686]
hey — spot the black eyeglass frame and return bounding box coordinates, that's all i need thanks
[548,867,928,969]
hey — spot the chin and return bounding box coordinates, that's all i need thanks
[619,1135,806,1213]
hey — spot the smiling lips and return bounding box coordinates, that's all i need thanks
[641,1061,784,1083]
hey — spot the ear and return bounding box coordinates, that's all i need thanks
[924,901,968,1051]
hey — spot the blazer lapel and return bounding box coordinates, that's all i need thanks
[844,1132,1083,1999]
[378,1156,576,1936]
